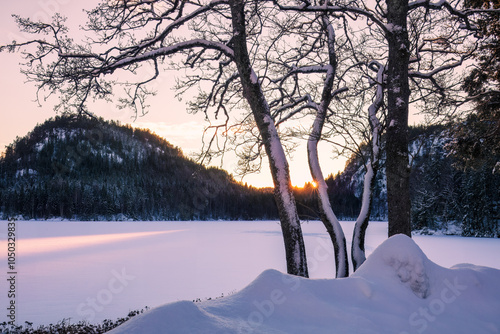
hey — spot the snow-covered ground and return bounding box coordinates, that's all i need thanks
[1,220,499,332]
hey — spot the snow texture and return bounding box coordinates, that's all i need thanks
[15,168,38,178]
[385,23,403,33]
[250,70,259,85]
[263,113,300,231]
[351,165,374,266]
[109,235,500,334]
[396,97,405,107]
[2,221,499,330]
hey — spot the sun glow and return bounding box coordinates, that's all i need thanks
[6,230,185,255]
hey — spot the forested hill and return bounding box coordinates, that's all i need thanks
[0,116,278,220]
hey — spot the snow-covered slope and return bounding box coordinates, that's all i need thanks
[109,235,500,334]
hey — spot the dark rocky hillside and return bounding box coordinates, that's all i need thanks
[343,125,499,237]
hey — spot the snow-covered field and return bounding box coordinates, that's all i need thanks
[1,220,499,332]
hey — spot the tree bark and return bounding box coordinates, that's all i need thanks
[385,0,412,237]
[230,0,309,277]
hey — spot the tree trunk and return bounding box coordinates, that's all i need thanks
[385,0,412,237]
[307,15,348,278]
[308,129,349,278]
[230,0,308,277]
[351,61,384,271]
[351,163,376,271]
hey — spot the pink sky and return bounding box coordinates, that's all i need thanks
[0,0,347,187]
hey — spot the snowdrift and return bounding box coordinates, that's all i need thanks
[109,235,500,334]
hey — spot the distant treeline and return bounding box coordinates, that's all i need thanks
[0,116,498,237]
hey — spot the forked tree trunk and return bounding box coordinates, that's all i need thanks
[385,0,412,238]
[230,0,308,277]
[307,15,348,278]
[351,61,384,271]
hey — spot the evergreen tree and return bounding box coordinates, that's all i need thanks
[452,0,500,172]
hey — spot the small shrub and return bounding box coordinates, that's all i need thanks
[0,307,149,334]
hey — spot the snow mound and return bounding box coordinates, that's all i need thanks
[353,235,433,298]
[109,235,500,334]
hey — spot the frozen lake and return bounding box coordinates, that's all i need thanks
[1,220,499,326]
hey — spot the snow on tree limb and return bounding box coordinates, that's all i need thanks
[100,39,234,74]
[271,0,390,35]
[352,60,385,271]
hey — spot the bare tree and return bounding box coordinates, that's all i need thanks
[229,0,308,277]
[274,0,499,239]
[351,60,385,271]
[214,6,353,277]
[1,0,309,277]
[305,13,349,277]
[242,5,379,276]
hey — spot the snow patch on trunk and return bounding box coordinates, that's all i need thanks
[351,165,374,264]
[396,97,405,107]
[264,113,298,228]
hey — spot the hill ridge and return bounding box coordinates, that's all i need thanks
[0,115,278,221]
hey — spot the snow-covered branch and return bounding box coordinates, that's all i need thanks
[408,0,500,31]
[409,0,500,15]
[351,59,385,271]
[271,0,389,35]
[408,53,470,79]
[103,39,234,74]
